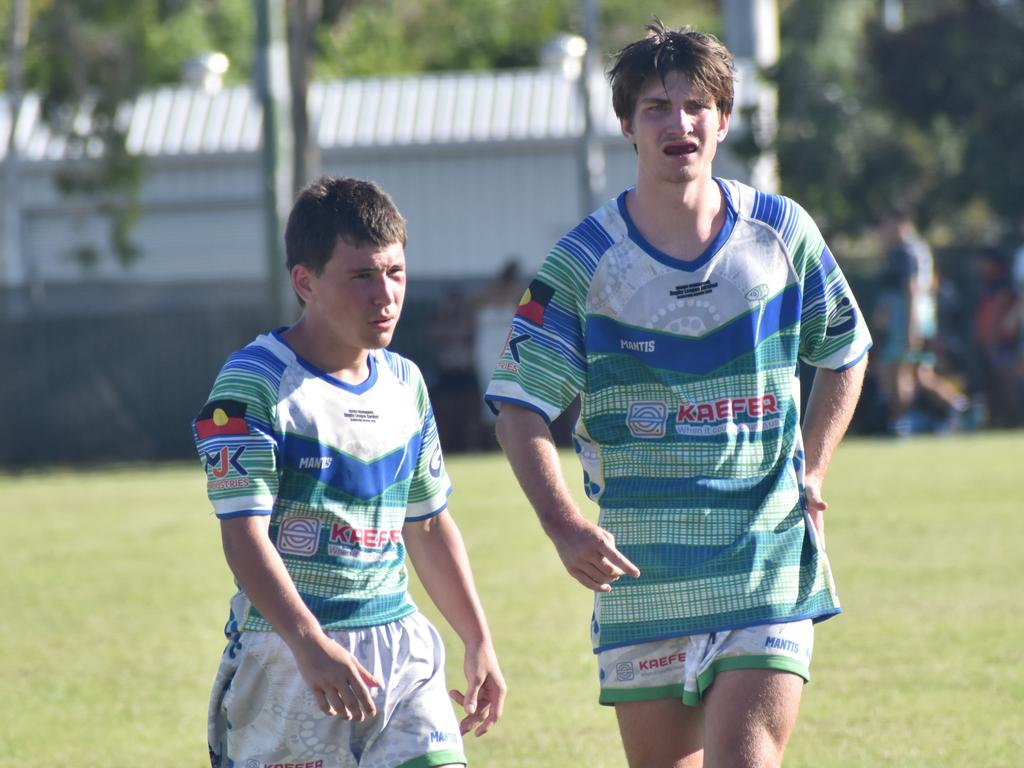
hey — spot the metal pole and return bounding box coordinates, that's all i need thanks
[722,0,780,193]
[576,0,607,217]
[2,0,29,315]
[255,0,295,327]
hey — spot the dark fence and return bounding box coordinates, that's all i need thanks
[0,287,448,469]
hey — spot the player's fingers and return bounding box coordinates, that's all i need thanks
[312,688,335,717]
[604,545,641,578]
[345,679,378,721]
[569,565,614,592]
[323,687,352,720]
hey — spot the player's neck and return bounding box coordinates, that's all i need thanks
[627,176,724,262]
[281,317,371,384]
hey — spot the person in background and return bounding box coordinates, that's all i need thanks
[874,210,969,435]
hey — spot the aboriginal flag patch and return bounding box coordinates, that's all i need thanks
[195,399,250,439]
[514,279,555,326]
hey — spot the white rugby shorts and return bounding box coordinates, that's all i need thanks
[597,619,814,706]
[208,612,465,768]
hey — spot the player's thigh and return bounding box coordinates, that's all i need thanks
[615,697,704,768]
[702,668,803,768]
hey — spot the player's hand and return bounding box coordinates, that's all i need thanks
[548,515,640,592]
[449,640,506,737]
[292,634,382,720]
[804,475,828,550]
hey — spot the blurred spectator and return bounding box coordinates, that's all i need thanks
[873,211,970,435]
[473,259,526,418]
[974,248,1019,426]
[429,288,483,452]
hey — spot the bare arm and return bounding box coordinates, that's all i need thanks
[800,357,868,544]
[403,511,506,736]
[219,516,382,719]
[494,403,640,591]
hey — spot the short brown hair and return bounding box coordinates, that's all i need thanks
[285,176,407,276]
[608,20,736,121]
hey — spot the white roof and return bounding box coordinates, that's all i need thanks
[0,68,623,162]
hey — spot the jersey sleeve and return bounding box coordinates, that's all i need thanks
[404,361,453,522]
[193,350,280,519]
[484,235,590,422]
[792,205,873,370]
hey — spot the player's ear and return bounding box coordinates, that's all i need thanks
[620,116,636,145]
[290,264,315,305]
[717,110,731,142]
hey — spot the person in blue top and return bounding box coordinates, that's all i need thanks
[485,22,869,768]
[194,176,505,768]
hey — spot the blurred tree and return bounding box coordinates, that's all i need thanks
[869,0,1024,229]
[316,0,718,76]
[759,0,1023,246]
[2,0,252,267]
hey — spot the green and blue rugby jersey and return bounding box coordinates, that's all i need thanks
[194,331,451,632]
[485,179,872,652]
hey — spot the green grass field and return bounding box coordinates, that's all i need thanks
[2,433,1022,767]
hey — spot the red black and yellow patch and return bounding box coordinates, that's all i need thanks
[195,399,250,439]
[514,279,555,326]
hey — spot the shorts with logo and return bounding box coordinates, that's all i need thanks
[208,611,466,768]
[597,620,813,707]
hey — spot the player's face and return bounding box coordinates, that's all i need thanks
[621,70,730,187]
[300,238,406,355]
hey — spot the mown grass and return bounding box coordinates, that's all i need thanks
[1,432,1021,766]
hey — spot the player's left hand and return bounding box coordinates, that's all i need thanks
[804,475,828,549]
[450,640,506,737]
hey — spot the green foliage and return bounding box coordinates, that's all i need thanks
[767,0,1024,244]
[8,0,252,268]
[315,0,718,77]
[3,435,1023,766]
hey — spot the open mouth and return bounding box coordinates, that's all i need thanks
[663,142,698,156]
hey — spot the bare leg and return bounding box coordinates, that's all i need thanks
[615,698,704,768]
[702,669,803,768]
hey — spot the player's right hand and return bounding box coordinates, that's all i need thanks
[293,635,382,720]
[548,516,640,592]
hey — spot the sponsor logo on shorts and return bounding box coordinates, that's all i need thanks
[764,636,803,656]
[615,661,635,682]
[639,652,685,671]
[277,517,321,556]
[260,761,324,768]
[430,730,461,745]
[627,401,668,439]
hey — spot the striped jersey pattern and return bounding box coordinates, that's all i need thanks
[486,179,872,652]
[194,331,450,632]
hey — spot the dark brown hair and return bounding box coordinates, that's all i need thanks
[608,19,736,121]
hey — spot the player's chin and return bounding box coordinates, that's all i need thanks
[365,329,396,349]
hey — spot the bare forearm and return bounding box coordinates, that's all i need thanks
[494,404,583,535]
[221,517,323,646]
[802,357,867,480]
[404,512,491,648]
